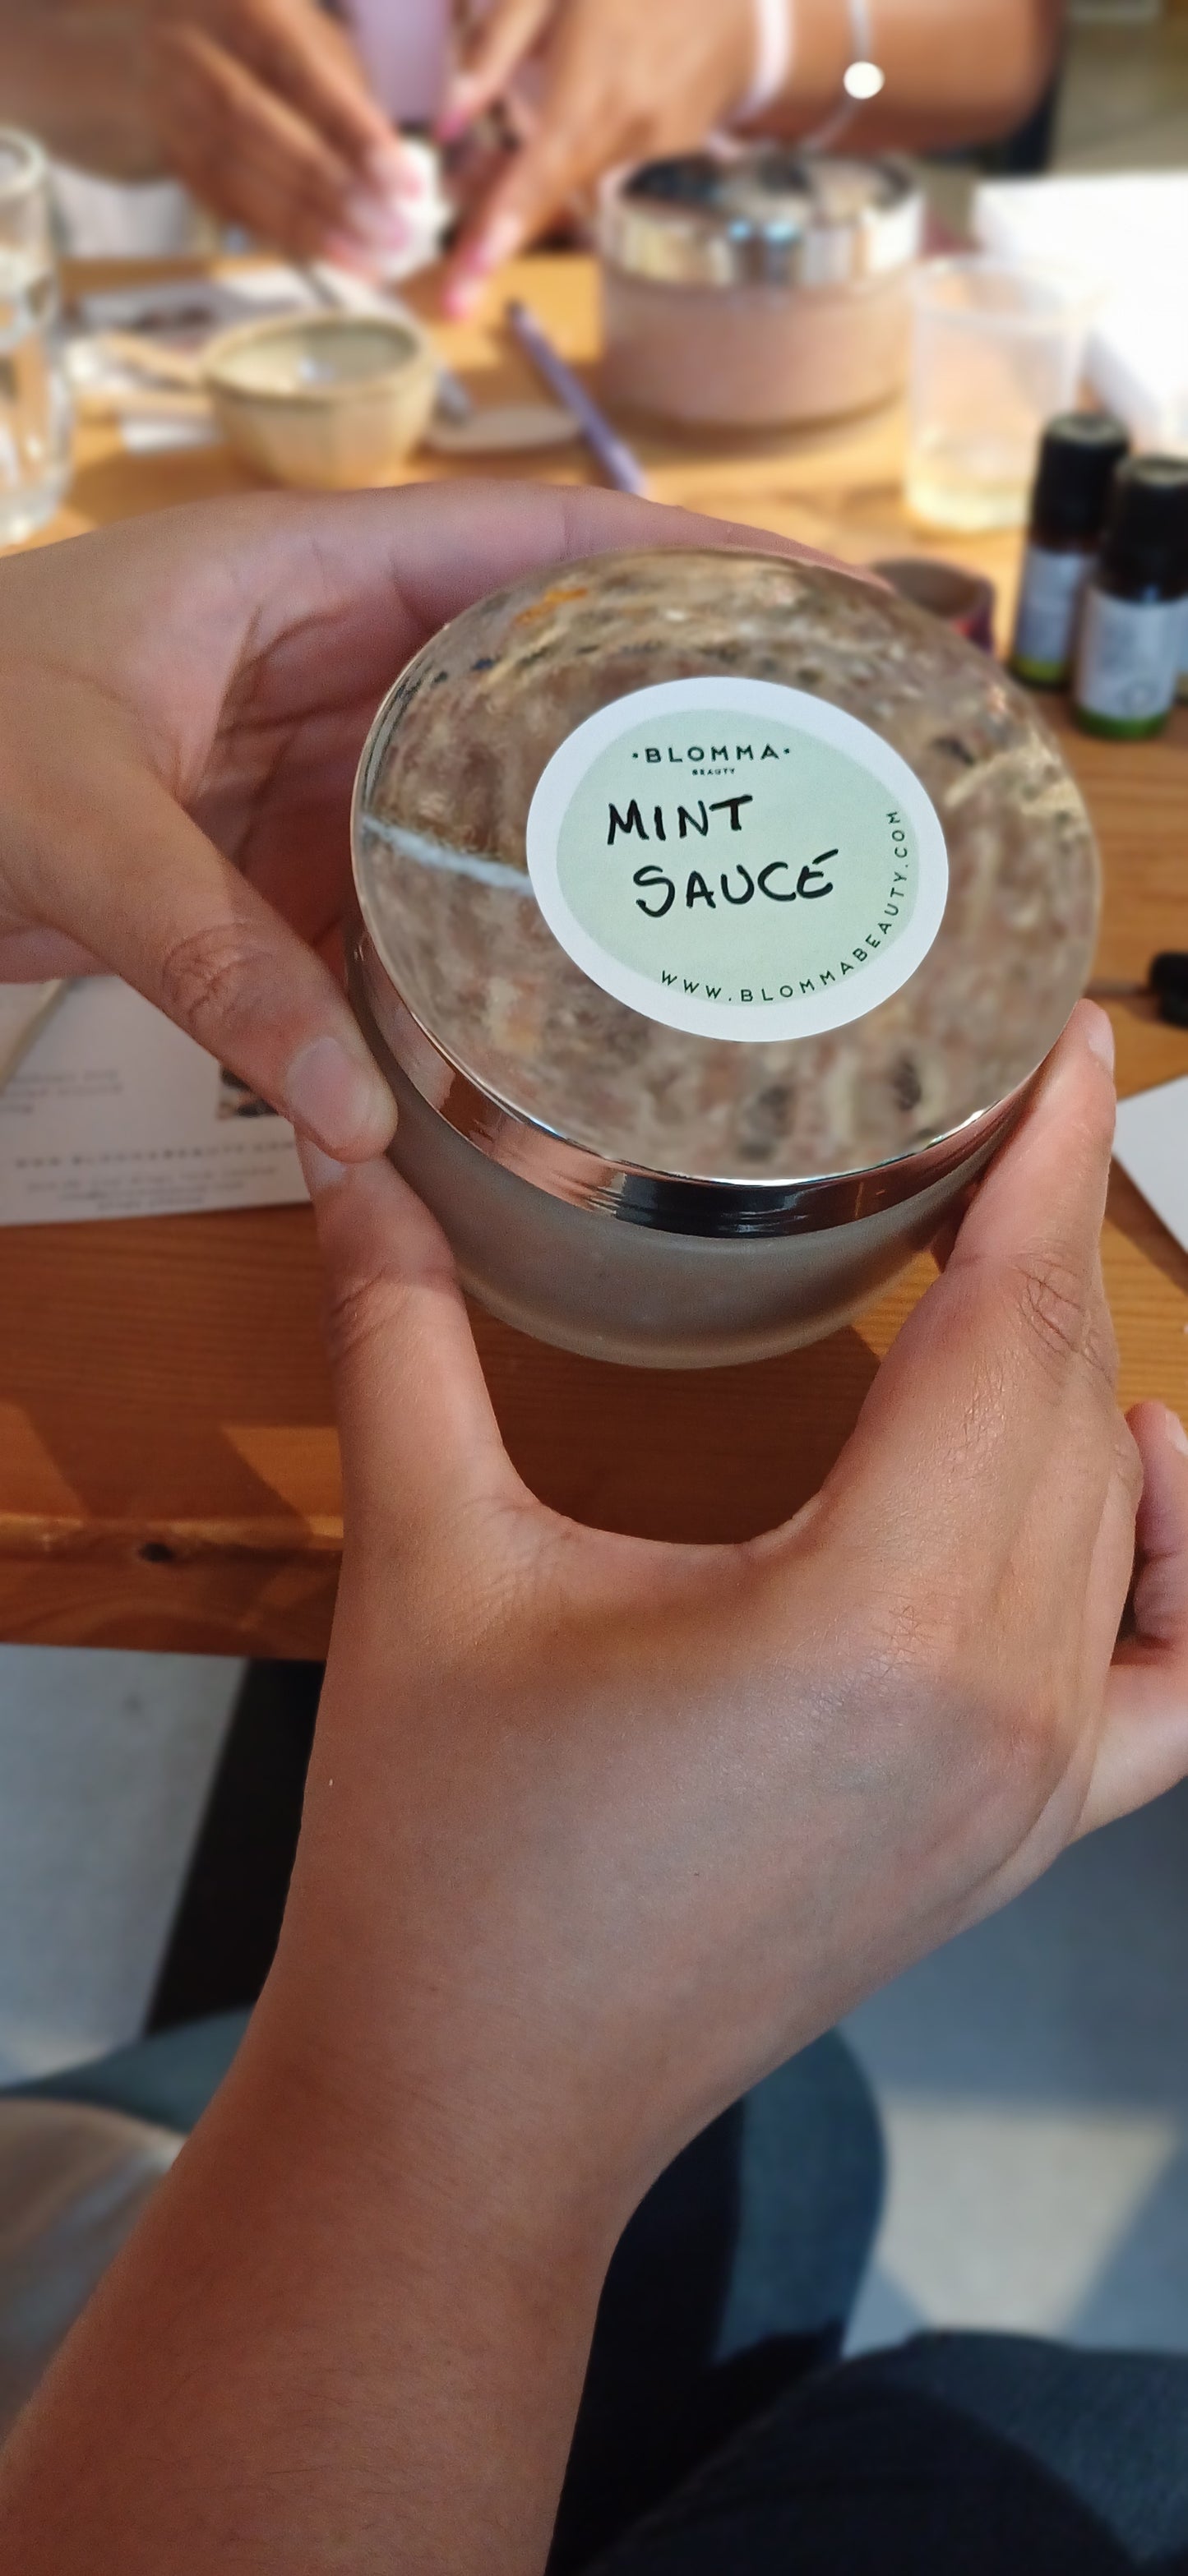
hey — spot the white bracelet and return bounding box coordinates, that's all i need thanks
[841,0,885,101]
[735,0,795,122]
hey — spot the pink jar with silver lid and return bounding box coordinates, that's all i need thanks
[599,150,922,432]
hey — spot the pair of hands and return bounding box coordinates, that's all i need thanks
[1,480,1186,2572]
[4,491,1186,2192]
[147,0,756,310]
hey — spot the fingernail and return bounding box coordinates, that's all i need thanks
[321,233,382,276]
[466,210,522,275]
[1164,1406,1188,1458]
[285,1034,396,1156]
[343,188,411,247]
[364,141,424,196]
[439,76,479,136]
[441,275,479,319]
[297,1136,349,1198]
[441,216,521,316]
[1083,1001,1115,1074]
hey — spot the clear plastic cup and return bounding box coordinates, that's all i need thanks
[0,130,72,547]
[906,256,1096,534]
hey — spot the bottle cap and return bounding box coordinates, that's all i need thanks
[1030,412,1130,544]
[1101,455,1188,596]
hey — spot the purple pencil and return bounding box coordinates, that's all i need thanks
[506,298,649,497]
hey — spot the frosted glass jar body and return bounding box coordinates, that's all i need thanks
[599,261,911,431]
[347,546,1099,1373]
[350,930,1017,1370]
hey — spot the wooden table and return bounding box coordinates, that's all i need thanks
[2,253,1186,1658]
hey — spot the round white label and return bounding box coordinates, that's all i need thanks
[525,676,949,1043]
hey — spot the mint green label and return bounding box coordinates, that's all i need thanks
[526,678,948,1045]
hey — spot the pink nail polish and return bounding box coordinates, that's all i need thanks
[364,141,428,200]
[343,188,411,248]
[437,85,478,141]
[441,276,478,319]
[469,211,523,273]
[363,141,409,187]
[321,233,383,276]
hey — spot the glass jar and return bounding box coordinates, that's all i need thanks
[598,151,922,432]
[349,548,1099,1369]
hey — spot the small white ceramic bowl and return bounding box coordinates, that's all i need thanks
[203,309,437,490]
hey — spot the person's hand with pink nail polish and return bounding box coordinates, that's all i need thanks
[436,0,1066,316]
[146,0,420,270]
[0,480,827,1156]
[439,0,755,316]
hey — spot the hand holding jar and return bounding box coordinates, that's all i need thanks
[6,999,1185,2574]
[0,482,797,1160]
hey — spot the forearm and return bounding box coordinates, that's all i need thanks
[759,0,1063,148]
[0,2,164,178]
[0,2008,608,2574]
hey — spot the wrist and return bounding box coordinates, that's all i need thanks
[253,1905,635,2278]
[756,0,860,127]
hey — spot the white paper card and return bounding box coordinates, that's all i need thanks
[0,984,67,1088]
[0,978,307,1226]
[1113,1076,1188,1258]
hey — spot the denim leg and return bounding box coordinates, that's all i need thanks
[10,2010,250,2134]
[550,2032,884,2574]
[592,2332,1188,2574]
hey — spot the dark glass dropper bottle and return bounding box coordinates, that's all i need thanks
[1010,412,1129,688]
[1074,456,1188,741]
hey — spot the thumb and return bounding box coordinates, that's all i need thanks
[816,1004,1120,1586]
[297,1140,521,1547]
[1079,1401,1188,1831]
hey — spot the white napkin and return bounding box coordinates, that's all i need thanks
[1113,1075,1188,1256]
[974,172,1188,448]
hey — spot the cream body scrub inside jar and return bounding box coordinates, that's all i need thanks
[597,151,922,430]
[349,550,1099,1369]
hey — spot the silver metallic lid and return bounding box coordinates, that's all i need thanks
[598,150,922,291]
[349,925,1030,1240]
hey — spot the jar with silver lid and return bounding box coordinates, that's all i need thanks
[598,150,922,430]
[349,547,1098,1370]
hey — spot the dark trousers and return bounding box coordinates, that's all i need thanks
[21,2013,1188,2570]
[18,2016,885,2569]
[594,2334,1188,2574]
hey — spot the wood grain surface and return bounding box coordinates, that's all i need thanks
[1,252,1185,1657]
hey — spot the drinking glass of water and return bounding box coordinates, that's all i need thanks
[0,129,72,547]
[906,258,1095,534]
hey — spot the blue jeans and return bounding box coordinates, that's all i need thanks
[22,2016,1188,2569]
[594,2334,1188,2573]
[17,2013,883,2565]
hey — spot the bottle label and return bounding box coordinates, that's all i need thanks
[1011,544,1093,681]
[525,677,948,1044]
[1075,589,1181,725]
